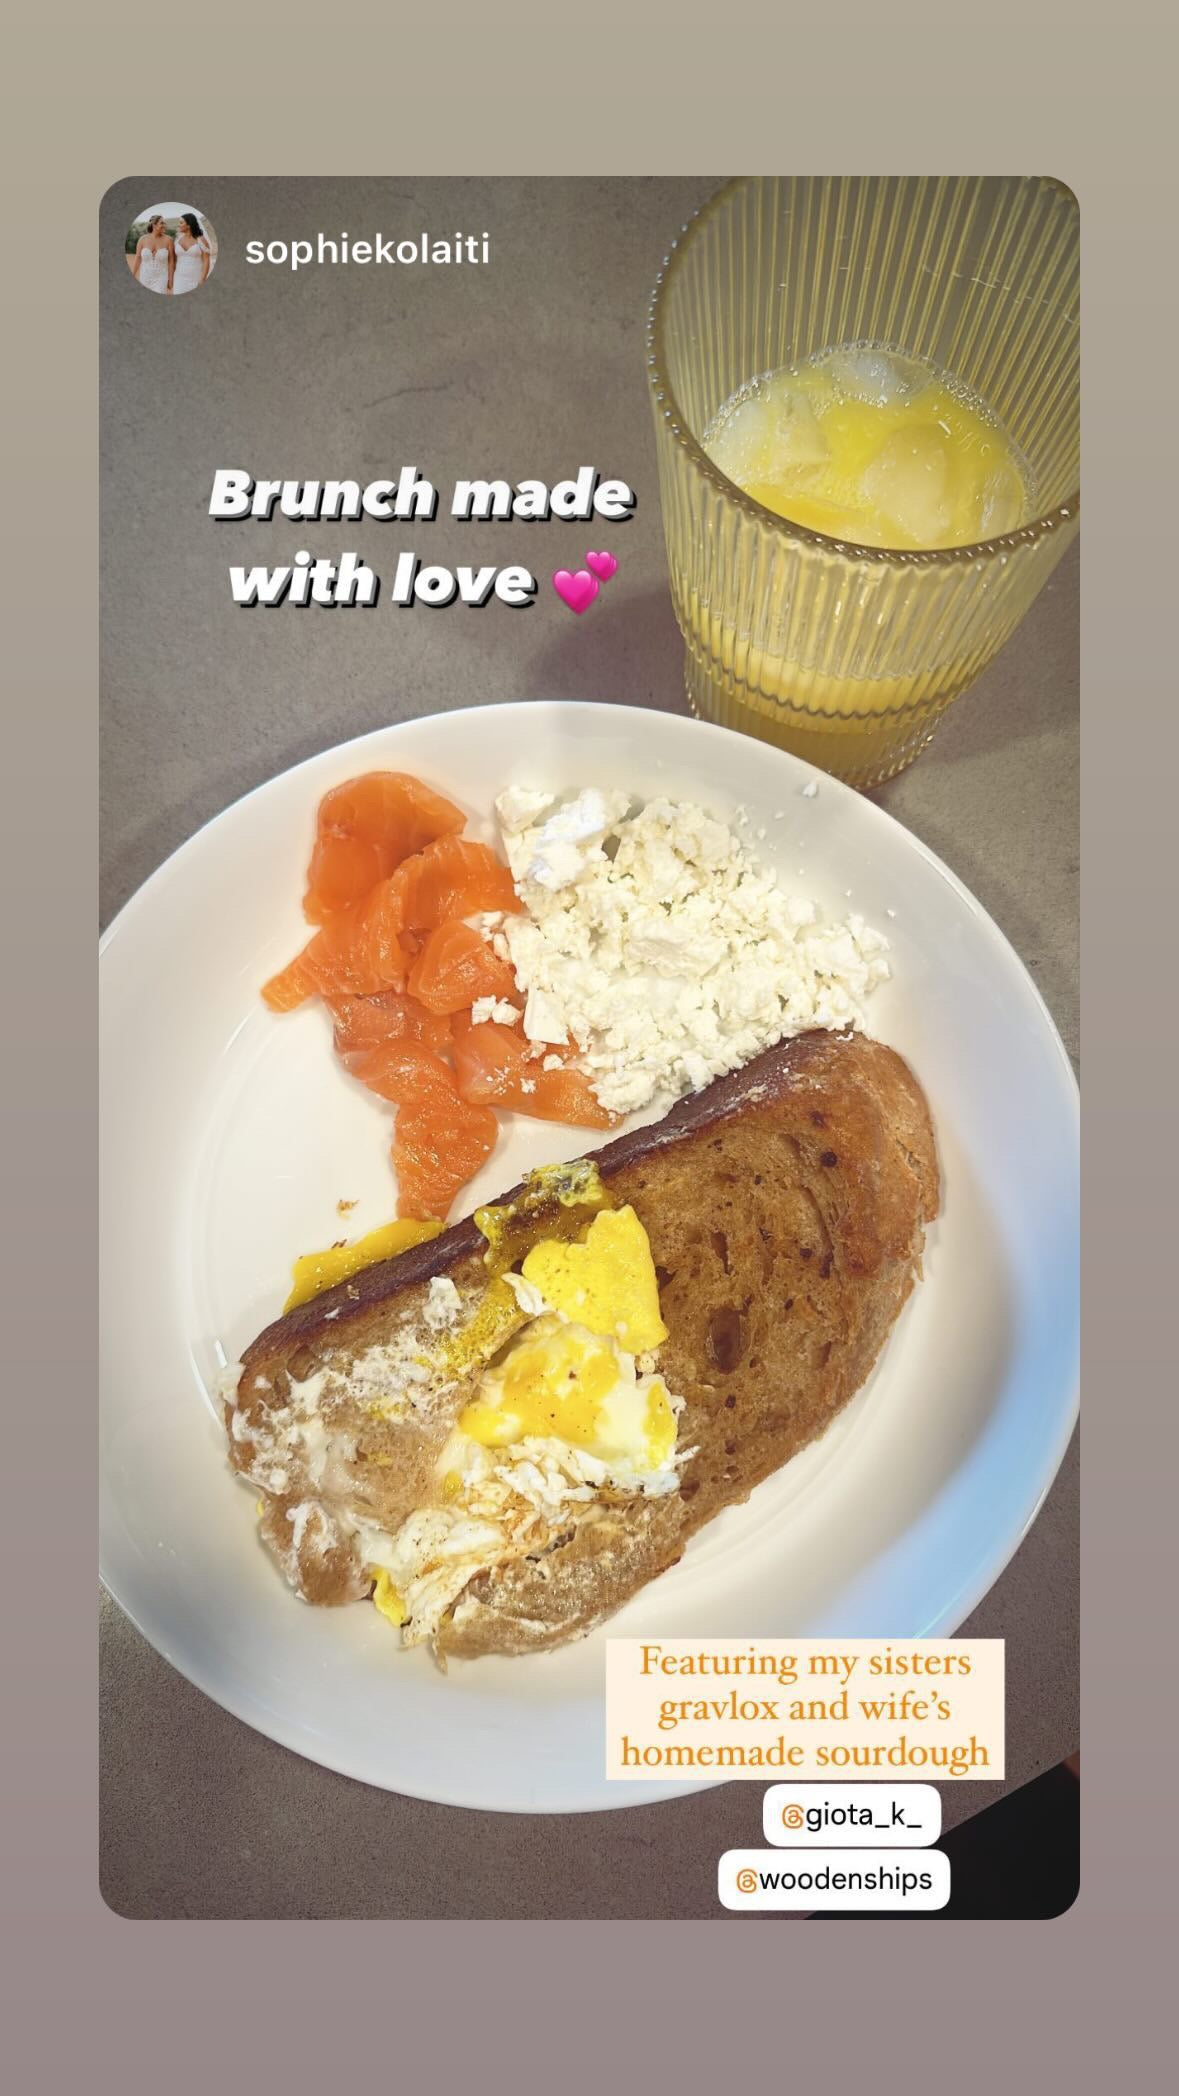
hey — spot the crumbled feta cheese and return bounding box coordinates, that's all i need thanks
[801,780,819,799]
[469,909,505,938]
[497,785,630,893]
[522,985,571,1046]
[496,789,889,1118]
[495,786,557,835]
[471,996,520,1026]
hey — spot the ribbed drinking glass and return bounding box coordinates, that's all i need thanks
[648,176,1079,787]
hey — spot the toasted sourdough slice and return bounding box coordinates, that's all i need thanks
[227,1030,939,1658]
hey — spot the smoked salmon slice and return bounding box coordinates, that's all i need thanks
[256,897,409,1010]
[303,772,466,924]
[260,896,411,1012]
[339,1035,496,1219]
[340,1036,455,1107]
[393,1090,498,1222]
[266,834,519,1014]
[328,989,452,1060]
[388,833,521,933]
[407,919,520,1016]
[452,1018,614,1129]
[263,767,616,1222]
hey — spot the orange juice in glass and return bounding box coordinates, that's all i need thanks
[648,177,1079,788]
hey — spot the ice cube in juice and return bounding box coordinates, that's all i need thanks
[703,346,1031,551]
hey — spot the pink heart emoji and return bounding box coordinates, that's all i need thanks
[585,549,618,581]
[552,568,599,615]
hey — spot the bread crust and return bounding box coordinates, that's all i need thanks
[229,1030,939,1656]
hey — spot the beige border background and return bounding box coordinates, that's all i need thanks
[6,0,1173,2081]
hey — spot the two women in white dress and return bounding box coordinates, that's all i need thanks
[132,213,211,295]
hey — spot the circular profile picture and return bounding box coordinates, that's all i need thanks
[126,202,218,296]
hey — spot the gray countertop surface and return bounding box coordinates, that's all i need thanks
[100,177,1078,1918]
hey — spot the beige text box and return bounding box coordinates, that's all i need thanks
[606,1638,1005,1782]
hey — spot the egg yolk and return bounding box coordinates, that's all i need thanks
[285,1217,443,1310]
[521,1205,668,1352]
[640,1380,678,1469]
[369,1566,406,1626]
[457,1203,673,1460]
[459,1319,678,1470]
[460,1317,621,1448]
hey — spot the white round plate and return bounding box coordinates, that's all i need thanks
[101,702,1078,1812]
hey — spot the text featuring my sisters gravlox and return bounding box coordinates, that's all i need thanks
[208,467,637,609]
[606,1639,1006,1781]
